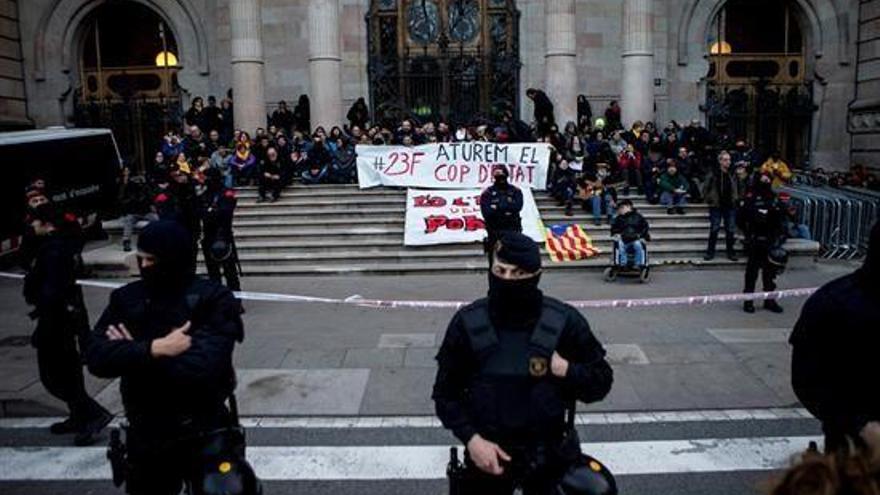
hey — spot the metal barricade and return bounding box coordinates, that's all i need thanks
[780,183,880,259]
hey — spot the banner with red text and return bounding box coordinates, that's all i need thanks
[404,188,544,246]
[356,143,551,190]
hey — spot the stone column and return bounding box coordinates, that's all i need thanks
[230,0,266,133]
[544,0,578,126]
[308,0,343,129]
[621,0,654,127]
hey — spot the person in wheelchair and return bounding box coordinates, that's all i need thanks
[609,199,650,269]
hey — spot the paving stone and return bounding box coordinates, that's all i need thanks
[604,344,650,365]
[706,328,791,344]
[279,349,346,369]
[358,367,436,415]
[343,348,405,368]
[378,333,437,349]
[639,343,739,365]
[403,348,439,368]
[234,369,370,416]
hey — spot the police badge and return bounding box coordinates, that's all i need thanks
[529,356,548,377]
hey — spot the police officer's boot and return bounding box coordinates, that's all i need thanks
[743,301,755,313]
[122,240,132,253]
[763,299,784,313]
[49,417,79,435]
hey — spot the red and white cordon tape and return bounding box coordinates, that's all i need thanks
[0,271,818,311]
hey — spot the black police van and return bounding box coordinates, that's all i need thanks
[0,128,121,258]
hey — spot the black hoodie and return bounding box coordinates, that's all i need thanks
[790,221,880,449]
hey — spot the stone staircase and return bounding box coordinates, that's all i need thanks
[219,184,819,276]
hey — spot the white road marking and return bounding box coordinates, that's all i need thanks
[0,407,813,430]
[0,436,820,481]
[604,344,651,365]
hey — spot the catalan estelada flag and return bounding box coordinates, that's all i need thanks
[544,224,601,262]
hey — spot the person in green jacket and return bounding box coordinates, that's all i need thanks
[659,161,689,215]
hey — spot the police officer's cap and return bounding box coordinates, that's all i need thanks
[495,232,541,273]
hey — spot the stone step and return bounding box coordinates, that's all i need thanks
[232,213,709,228]
[234,203,711,217]
[233,232,723,254]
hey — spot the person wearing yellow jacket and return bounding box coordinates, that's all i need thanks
[760,152,793,188]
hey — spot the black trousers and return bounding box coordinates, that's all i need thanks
[34,319,105,422]
[259,177,281,199]
[203,243,241,292]
[125,435,197,495]
[743,243,778,294]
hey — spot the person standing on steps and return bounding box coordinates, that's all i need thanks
[481,165,524,265]
[703,151,740,262]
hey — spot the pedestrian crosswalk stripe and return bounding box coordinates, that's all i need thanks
[0,435,820,481]
[0,407,812,430]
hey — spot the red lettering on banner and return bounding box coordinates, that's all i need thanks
[463,215,485,231]
[384,152,416,176]
[434,164,447,182]
[459,165,471,183]
[424,214,486,234]
[452,197,468,207]
[413,195,447,207]
[479,165,489,183]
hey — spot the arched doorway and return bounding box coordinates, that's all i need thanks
[703,0,816,166]
[367,0,520,127]
[73,1,183,173]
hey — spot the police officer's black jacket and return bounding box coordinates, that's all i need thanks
[790,224,880,442]
[23,233,87,341]
[85,278,242,433]
[480,184,524,233]
[737,192,785,246]
[201,187,237,242]
[433,296,613,447]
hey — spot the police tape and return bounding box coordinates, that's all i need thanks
[0,271,817,310]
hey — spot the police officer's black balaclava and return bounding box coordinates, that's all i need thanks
[859,221,880,291]
[136,220,195,295]
[489,233,543,325]
[493,165,509,188]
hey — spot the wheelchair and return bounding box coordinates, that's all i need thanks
[603,238,650,283]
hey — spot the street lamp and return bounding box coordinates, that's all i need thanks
[709,41,733,55]
[155,51,178,67]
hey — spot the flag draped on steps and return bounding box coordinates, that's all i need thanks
[545,224,601,262]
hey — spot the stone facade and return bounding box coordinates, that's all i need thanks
[6,0,873,170]
[849,0,880,169]
[0,0,29,129]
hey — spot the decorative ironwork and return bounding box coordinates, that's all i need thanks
[75,80,182,174]
[704,80,816,167]
[367,0,520,127]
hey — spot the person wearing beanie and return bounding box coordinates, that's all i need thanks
[22,201,112,446]
[433,232,613,493]
[790,221,880,454]
[481,165,524,265]
[738,173,787,313]
[85,219,248,494]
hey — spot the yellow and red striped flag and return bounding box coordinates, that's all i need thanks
[544,224,601,262]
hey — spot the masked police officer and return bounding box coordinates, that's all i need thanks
[433,232,614,495]
[85,220,254,495]
[738,174,787,314]
[24,201,112,445]
[481,166,524,263]
[790,222,880,453]
[201,167,241,291]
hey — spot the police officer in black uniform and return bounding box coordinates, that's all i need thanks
[201,168,241,291]
[433,233,614,495]
[738,174,787,314]
[85,220,255,495]
[24,202,112,445]
[481,165,524,264]
[790,222,880,453]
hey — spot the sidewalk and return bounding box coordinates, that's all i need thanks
[0,261,860,418]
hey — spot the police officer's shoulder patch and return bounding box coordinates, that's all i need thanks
[529,356,548,377]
